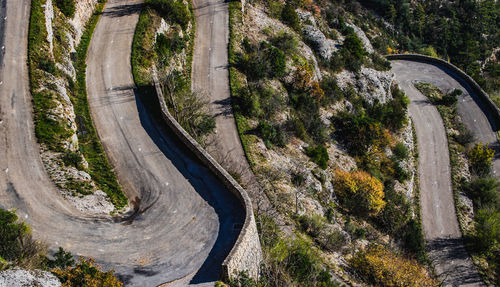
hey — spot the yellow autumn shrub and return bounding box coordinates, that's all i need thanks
[350,245,437,287]
[334,170,385,215]
[53,257,123,287]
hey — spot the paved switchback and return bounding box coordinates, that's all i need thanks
[392,60,486,286]
[0,0,244,286]
[191,0,263,204]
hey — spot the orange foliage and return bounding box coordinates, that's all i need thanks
[350,245,437,287]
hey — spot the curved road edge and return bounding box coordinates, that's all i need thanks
[387,54,500,128]
[152,68,262,280]
[390,57,487,286]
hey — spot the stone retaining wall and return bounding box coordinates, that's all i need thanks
[152,69,262,280]
[387,54,500,128]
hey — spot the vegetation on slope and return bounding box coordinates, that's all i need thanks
[227,0,432,285]
[132,0,215,144]
[28,0,127,209]
[361,0,500,105]
[0,208,122,286]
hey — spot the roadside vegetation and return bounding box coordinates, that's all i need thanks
[361,0,500,108]
[28,0,127,209]
[0,208,122,286]
[132,0,215,145]
[415,82,500,285]
[227,0,433,285]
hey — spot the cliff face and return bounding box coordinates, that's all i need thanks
[38,0,114,214]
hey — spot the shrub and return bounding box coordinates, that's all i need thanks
[281,3,301,31]
[473,207,500,252]
[334,170,385,216]
[46,247,75,269]
[320,229,346,252]
[55,0,76,18]
[257,122,287,148]
[146,0,191,29]
[463,177,500,208]
[268,47,286,77]
[333,112,383,156]
[62,150,83,168]
[0,209,46,268]
[439,88,461,106]
[297,214,325,238]
[53,257,123,287]
[341,33,365,62]
[468,142,495,176]
[305,145,329,169]
[393,142,409,160]
[39,59,57,74]
[270,32,298,54]
[350,245,436,286]
[320,76,343,106]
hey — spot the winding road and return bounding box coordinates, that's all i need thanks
[0,0,244,286]
[392,60,491,286]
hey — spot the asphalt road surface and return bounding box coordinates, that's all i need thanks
[0,0,244,286]
[392,60,486,286]
[191,0,263,205]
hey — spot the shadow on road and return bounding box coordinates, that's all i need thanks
[132,85,245,284]
[427,237,484,286]
[102,3,142,18]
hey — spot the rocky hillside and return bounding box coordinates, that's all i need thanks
[29,0,125,213]
[227,0,435,285]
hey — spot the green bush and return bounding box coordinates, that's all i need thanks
[55,0,76,18]
[270,32,298,54]
[473,207,500,252]
[281,3,301,31]
[0,209,46,268]
[320,230,346,252]
[393,142,409,160]
[268,47,286,77]
[333,112,383,156]
[62,150,83,168]
[439,88,461,106]
[146,0,191,29]
[257,122,287,148]
[39,59,57,74]
[320,76,343,106]
[305,145,329,169]
[297,214,326,238]
[463,177,499,208]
